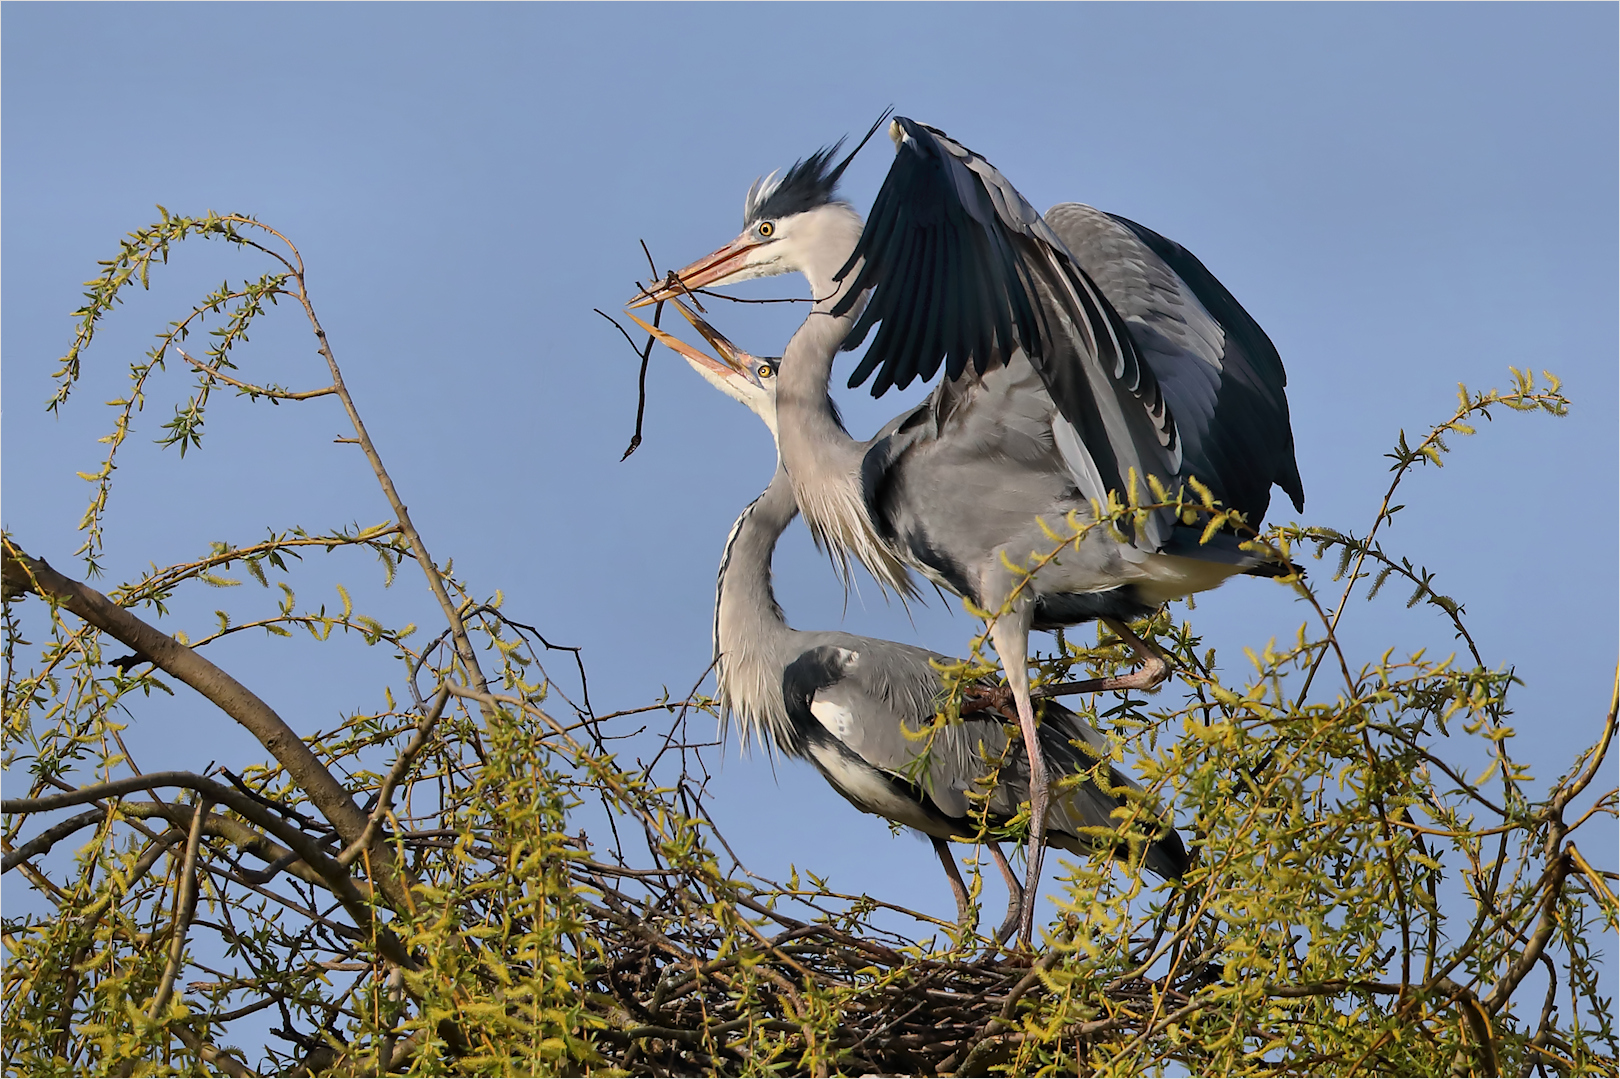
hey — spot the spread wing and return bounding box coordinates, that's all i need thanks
[831,117,1183,527]
[1046,204,1305,520]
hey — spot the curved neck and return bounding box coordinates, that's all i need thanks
[715,469,796,646]
[774,255,918,597]
[794,202,865,314]
[777,310,858,451]
[777,202,866,453]
[714,467,798,748]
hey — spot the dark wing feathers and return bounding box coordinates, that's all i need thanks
[1045,204,1304,521]
[837,119,1182,514]
[839,117,1046,392]
[834,116,1301,529]
[1102,212,1304,514]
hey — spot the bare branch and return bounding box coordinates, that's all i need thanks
[0,541,414,906]
[149,797,210,1020]
[1,771,409,968]
[174,347,336,401]
[337,686,449,867]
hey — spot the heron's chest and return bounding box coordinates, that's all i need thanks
[801,734,941,834]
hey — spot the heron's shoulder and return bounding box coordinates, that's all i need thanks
[789,634,946,705]
[885,360,1064,475]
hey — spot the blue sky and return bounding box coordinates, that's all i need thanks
[4,0,1615,981]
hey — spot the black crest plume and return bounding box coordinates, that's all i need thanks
[744,108,893,226]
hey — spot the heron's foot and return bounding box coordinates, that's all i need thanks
[1038,618,1172,698]
[962,684,1013,717]
[1038,665,1166,697]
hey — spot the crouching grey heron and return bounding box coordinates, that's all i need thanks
[629,301,1187,944]
[629,115,1300,946]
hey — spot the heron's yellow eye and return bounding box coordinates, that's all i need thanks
[757,365,773,379]
[758,221,775,237]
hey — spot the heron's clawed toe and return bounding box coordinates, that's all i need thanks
[1106,617,1173,690]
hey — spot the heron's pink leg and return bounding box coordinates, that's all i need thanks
[987,842,1024,945]
[930,835,974,932]
[989,618,1047,950]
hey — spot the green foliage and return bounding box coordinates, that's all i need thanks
[3,214,1614,1076]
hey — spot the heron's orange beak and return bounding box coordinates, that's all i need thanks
[626,232,762,309]
[625,298,750,379]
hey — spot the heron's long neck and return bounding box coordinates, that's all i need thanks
[776,206,866,467]
[714,469,798,749]
[774,299,916,597]
[777,309,860,466]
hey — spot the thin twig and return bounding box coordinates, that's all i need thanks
[174,347,336,401]
[149,797,211,1020]
[337,687,450,867]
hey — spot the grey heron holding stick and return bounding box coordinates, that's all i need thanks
[630,115,1301,947]
[630,301,1188,944]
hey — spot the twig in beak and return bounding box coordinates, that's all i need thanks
[611,240,679,459]
[690,288,809,306]
[594,303,664,461]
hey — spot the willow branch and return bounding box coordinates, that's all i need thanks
[174,347,336,401]
[3,807,112,872]
[1482,847,1574,1014]
[1550,665,1619,816]
[285,277,495,719]
[1,771,408,968]
[0,541,414,908]
[169,1022,256,1078]
[337,686,449,867]
[148,798,210,1020]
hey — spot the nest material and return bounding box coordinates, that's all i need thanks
[572,858,1198,1077]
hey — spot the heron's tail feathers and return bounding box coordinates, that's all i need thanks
[1037,705,1189,880]
[1139,821,1190,881]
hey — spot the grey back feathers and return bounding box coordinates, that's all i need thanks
[710,468,1186,879]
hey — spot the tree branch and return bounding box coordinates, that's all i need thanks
[1,541,414,908]
[148,797,210,1020]
[1,771,410,969]
[285,280,496,720]
[169,1022,256,1078]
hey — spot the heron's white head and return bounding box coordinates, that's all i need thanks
[628,115,889,309]
[625,298,779,437]
[627,201,864,309]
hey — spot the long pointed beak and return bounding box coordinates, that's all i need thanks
[625,298,749,379]
[626,233,762,309]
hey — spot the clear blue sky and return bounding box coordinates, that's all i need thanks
[4,1,1615,972]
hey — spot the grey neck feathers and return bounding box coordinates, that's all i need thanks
[775,302,918,599]
[799,202,865,313]
[777,311,857,455]
[713,468,799,752]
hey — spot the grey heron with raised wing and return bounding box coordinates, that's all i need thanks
[630,114,1301,946]
[632,303,1188,942]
